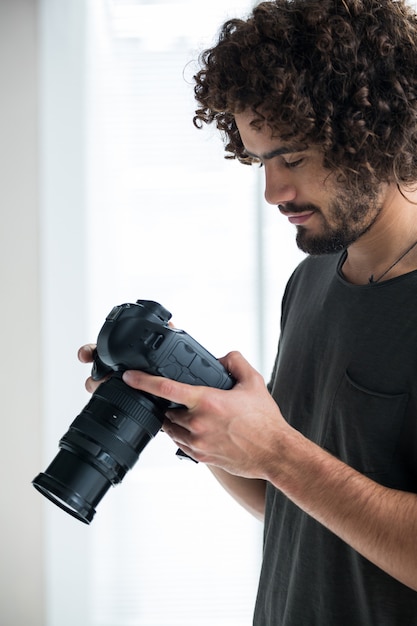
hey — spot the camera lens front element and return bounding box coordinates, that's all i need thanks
[32,377,165,524]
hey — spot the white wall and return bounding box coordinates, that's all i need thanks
[0,2,302,625]
[0,1,45,624]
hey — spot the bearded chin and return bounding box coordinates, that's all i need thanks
[296,226,362,255]
[295,194,383,256]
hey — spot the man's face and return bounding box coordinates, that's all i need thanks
[234,110,384,254]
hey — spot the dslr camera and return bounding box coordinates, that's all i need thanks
[32,300,234,524]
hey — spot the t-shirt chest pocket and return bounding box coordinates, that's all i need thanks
[323,371,408,477]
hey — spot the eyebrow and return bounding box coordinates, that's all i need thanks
[244,143,308,161]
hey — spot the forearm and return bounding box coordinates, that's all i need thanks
[207,465,266,522]
[269,426,417,591]
[120,358,417,589]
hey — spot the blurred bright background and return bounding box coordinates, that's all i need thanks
[1,1,304,625]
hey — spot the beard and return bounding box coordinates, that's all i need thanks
[291,184,383,255]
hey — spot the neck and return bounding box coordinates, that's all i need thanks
[342,184,417,285]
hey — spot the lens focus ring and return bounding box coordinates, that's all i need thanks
[95,377,165,435]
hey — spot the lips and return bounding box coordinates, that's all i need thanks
[279,206,316,225]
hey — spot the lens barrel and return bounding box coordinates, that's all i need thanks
[32,377,165,524]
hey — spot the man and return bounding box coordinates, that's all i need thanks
[81,0,417,623]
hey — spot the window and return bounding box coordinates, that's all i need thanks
[40,1,304,624]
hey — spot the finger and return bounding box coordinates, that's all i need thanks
[78,344,97,363]
[219,350,260,382]
[165,406,192,425]
[163,416,190,440]
[162,417,201,459]
[122,370,201,409]
[163,417,209,464]
[85,375,104,393]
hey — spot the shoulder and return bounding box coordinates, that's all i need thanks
[290,253,341,282]
[282,253,341,305]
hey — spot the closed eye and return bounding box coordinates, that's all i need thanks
[254,157,304,170]
[285,158,305,169]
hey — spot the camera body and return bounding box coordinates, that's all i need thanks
[92,299,233,389]
[32,300,234,524]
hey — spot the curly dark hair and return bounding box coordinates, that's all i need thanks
[193,0,417,189]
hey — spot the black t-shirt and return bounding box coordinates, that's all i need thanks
[253,252,417,626]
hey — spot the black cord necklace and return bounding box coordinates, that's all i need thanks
[368,239,417,283]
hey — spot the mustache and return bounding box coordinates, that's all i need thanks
[279,203,320,214]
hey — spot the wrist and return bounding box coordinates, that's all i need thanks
[262,425,329,499]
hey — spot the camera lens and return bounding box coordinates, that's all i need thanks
[32,377,166,524]
[32,450,110,523]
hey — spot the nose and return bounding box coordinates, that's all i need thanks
[263,165,297,205]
